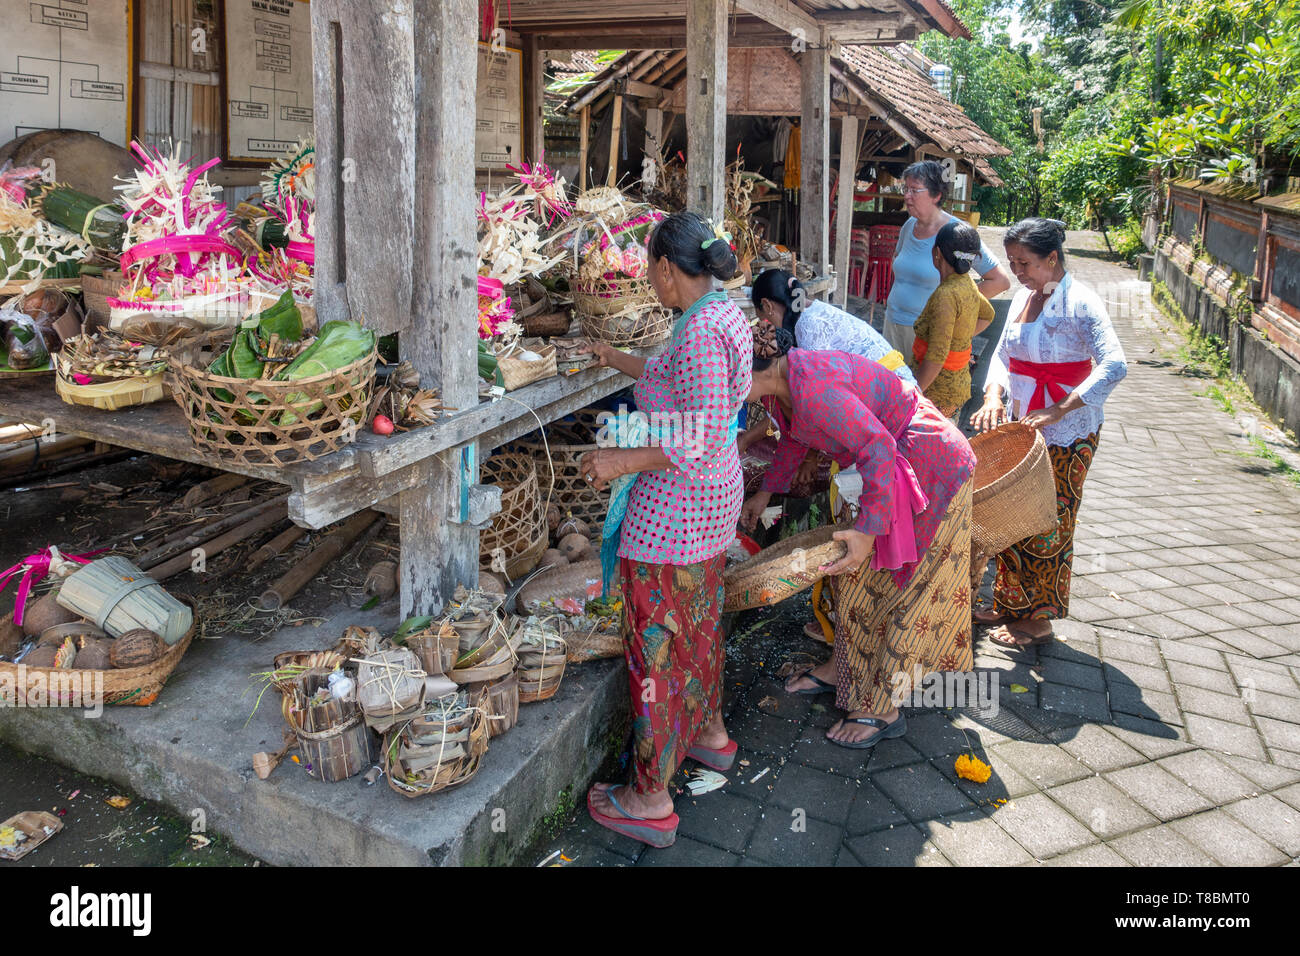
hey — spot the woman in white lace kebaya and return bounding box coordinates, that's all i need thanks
[970,219,1127,648]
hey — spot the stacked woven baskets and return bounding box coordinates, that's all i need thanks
[516,410,610,529]
[478,453,547,581]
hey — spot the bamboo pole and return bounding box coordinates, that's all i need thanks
[180,472,249,508]
[246,524,307,572]
[257,511,383,610]
[136,493,290,569]
[0,435,93,475]
[149,511,290,581]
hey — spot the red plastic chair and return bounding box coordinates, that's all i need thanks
[866,225,900,303]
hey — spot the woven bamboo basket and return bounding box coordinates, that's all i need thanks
[496,338,558,391]
[515,416,610,528]
[0,601,195,707]
[579,305,673,349]
[167,347,377,466]
[384,693,489,798]
[969,422,1058,555]
[478,453,547,581]
[405,621,458,678]
[512,620,567,703]
[447,639,516,684]
[723,526,848,612]
[571,274,656,317]
[56,556,192,643]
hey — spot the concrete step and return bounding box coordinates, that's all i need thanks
[0,604,628,866]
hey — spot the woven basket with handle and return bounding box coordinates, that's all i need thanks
[968,422,1058,556]
[723,526,848,612]
[579,305,672,349]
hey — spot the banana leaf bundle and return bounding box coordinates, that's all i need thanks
[204,294,374,426]
[40,185,127,253]
[0,309,51,371]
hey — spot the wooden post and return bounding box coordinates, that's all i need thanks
[686,0,727,222]
[523,35,545,162]
[644,106,663,188]
[606,93,624,187]
[400,0,481,617]
[578,105,590,191]
[833,113,859,307]
[800,43,831,276]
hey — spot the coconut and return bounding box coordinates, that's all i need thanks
[541,548,569,569]
[73,636,112,670]
[21,592,80,637]
[558,533,590,562]
[478,570,507,595]
[546,504,562,532]
[23,645,58,668]
[0,616,21,660]
[110,628,165,669]
[556,515,590,539]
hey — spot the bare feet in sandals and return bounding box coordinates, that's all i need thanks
[987,619,1054,648]
[826,705,905,747]
[785,660,836,695]
[588,782,674,820]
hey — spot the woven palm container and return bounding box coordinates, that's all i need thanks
[478,453,547,581]
[723,526,848,612]
[465,671,519,738]
[571,274,656,318]
[385,692,488,798]
[968,422,1058,555]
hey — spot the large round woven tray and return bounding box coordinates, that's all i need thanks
[723,526,848,612]
[579,305,673,349]
[515,413,610,528]
[167,347,377,466]
[478,452,547,581]
[969,422,1058,555]
[571,274,655,317]
[0,600,195,707]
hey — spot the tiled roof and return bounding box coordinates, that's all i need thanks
[839,45,1011,160]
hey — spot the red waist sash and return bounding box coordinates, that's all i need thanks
[1008,358,1092,413]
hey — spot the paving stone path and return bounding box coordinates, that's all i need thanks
[544,230,1300,866]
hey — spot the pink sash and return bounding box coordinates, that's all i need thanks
[869,416,929,572]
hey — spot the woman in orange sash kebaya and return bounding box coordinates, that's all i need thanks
[970,218,1128,648]
[909,220,996,419]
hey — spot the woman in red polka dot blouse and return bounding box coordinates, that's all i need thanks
[578,211,752,848]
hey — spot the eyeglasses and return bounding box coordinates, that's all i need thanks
[901,188,931,197]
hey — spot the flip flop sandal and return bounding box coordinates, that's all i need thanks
[827,713,908,750]
[786,667,836,696]
[987,625,1055,649]
[685,738,738,772]
[973,607,1014,625]
[586,785,679,849]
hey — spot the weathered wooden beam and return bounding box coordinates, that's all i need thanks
[834,113,860,308]
[623,78,666,98]
[563,49,658,115]
[735,0,820,43]
[523,35,545,161]
[800,45,831,275]
[687,0,727,222]
[578,106,590,190]
[607,94,624,186]
[644,106,664,186]
[403,0,480,616]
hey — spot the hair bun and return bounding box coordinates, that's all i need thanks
[702,238,739,281]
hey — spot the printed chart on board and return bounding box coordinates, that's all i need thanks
[223,0,313,161]
[476,43,522,169]
[0,0,130,145]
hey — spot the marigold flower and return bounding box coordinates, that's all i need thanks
[955,753,992,784]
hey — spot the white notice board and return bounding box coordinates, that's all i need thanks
[223,0,313,161]
[476,43,522,169]
[0,0,131,145]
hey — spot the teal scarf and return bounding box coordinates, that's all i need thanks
[600,291,739,595]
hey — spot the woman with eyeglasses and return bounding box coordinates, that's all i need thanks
[882,160,1011,359]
